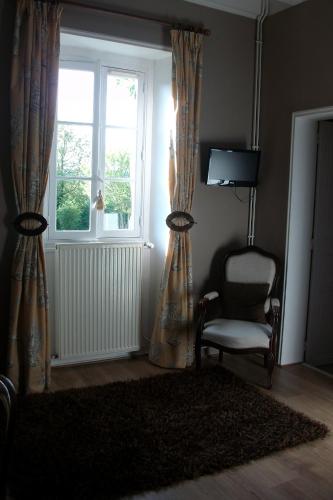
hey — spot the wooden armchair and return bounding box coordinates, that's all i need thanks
[195,246,280,388]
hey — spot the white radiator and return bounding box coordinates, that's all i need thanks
[54,243,142,364]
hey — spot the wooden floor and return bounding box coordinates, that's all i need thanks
[51,354,333,500]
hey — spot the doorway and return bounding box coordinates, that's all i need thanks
[280,106,333,369]
[305,121,333,376]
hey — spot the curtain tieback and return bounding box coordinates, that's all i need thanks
[166,211,196,232]
[14,212,48,236]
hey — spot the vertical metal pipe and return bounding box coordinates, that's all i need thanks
[248,0,269,246]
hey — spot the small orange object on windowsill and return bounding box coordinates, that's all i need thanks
[95,190,104,211]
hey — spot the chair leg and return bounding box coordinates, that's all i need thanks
[266,352,275,389]
[218,350,223,363]
[195,341,202,370]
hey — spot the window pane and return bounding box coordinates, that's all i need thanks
[56,124,92,177]
[105,128,136,178]
[106,74,138,128]
[56,180,91,231]
[58,69,94,123]
[103,181,133,230]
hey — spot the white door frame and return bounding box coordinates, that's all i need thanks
[280,106,333,365]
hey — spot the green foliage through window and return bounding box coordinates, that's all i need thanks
[104,151,132,229]
[56,181,90,230]
[56,126,91,231]
[56,128,132,231]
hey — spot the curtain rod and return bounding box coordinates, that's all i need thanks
[60,1,211,36]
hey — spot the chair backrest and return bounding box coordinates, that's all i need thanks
[0,375,16,500]
[224,247,279,312]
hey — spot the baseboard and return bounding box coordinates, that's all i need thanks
[51,351,133,367]
[303,363,333,379]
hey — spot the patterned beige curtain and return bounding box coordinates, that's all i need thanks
[8,0,61,393]
[149,30,203,369]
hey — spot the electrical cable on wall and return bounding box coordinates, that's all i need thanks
[233,187,249,203]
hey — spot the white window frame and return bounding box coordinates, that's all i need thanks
[48,60,98,241]
[47,52,147,242]
[96,66,144,239]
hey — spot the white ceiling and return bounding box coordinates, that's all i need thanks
[184,0,309,19]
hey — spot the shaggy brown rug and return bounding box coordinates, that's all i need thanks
[9,366,328,499]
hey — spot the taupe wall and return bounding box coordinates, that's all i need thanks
[256,0,333,264]
[0,0,255,361]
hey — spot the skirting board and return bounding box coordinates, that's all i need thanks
[51,350,133,367]
[303,363,333,379]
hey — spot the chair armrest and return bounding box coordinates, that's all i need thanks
[198,290,220,319]
[198,291,219,309]
[268,298,280,356]
[203,291,219,302]
[270,298,280,316]
[197,291,220,342]
[269,298,280,335]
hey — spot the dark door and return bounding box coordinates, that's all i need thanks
[305,121,333,367]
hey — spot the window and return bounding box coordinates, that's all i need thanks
[102,70,140,235]
[47,57,145,240]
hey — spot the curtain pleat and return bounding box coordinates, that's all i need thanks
[149,30,203,368]
[8,0,61,393]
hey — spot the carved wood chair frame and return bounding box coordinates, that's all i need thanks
[195,246,281,388]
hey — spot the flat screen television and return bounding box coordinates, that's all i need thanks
[206,148,260,187]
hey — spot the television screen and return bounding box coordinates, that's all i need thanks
[206,148,260,187]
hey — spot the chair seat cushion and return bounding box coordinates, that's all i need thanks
[203,318,272,349]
